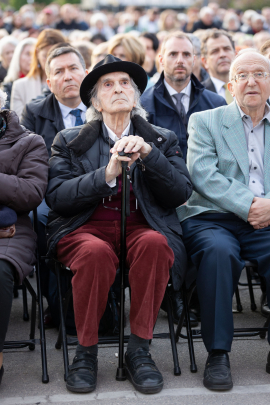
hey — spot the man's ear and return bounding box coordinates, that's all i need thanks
[227,81,234,96]
[159,53,164,68]
[47,78,52,92]
[92,98,102,112]
[85,69,88,76]
[201,56,208,70]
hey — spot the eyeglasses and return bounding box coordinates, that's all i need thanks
[232,72,270,82]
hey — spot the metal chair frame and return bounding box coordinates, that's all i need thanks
[3,208,49,383]
[175,261,270,373]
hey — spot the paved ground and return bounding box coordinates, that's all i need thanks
[1,273,270,405]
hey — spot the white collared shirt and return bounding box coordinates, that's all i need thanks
[237,102,270,197]
[58,101,87,129]
[105,121,131,188]
[164,79,191,114]
[210,76,226,99]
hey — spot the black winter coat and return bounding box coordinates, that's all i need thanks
[46,115,193,290]
[20,93,65,157]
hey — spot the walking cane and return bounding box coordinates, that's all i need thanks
[116,150,131,381]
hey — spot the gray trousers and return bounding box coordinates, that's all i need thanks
[0,259,15,352]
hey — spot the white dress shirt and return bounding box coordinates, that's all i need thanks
[237,103,270,197]
[164,79,191,114]
[105,121,131,188]
[58,101,87,129]
[210,76,226,99]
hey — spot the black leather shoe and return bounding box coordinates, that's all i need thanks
[203,351,233,391]
[0,366,4,385]
[125,348,163,394]
[260,293,270,318]
[161,287,199,327]
[266,352,270,374]
[66,352,98,393]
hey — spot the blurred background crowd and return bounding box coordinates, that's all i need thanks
[1,1,270,113]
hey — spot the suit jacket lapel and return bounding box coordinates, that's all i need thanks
[222,101,250,184]
[264,120,270,194]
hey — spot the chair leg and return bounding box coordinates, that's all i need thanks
[22,283,29,321]
[246,266,257,311]
[56,263,69,381]
[235,286,243,312]
[165,290,181,376]
[182,286,197,373]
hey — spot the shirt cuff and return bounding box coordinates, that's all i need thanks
[106,179,116,188]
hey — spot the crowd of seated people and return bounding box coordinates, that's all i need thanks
[1,1,270,396]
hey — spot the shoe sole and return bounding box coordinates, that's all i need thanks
[66,383,96,393]
[203,380,233,391]
[125,365,163,395]
[266,363,270,374]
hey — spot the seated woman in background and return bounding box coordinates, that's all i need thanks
[0,88,48,385]
[2,37,36,110]
[10,29,66,120]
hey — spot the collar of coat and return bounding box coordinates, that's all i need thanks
[67,114,167,157]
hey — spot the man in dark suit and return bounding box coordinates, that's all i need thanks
[141,31,226,325]
[201,29,235,104]
[141,31,226,162]
[20,46,88,327]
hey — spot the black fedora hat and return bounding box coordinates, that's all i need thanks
[80,54,148,108]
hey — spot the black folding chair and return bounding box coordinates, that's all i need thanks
[3,208,49,383]
[175,260,270,373]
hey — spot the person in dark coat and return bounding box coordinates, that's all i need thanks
[0,90,48,385]
[46,55,192,395]
[140,31,226,162]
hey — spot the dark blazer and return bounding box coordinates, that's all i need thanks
[202,77,217,93]
[46,115,193,290]
[20,93,65,157]
[140,72,227,160]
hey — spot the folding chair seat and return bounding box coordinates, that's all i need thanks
[52,258,183,381]
[3,208,49,383]
[175,260,270,373]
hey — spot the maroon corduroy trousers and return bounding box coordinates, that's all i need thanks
[57,220,174,346]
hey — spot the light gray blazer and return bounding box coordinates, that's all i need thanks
[177,101,270,223]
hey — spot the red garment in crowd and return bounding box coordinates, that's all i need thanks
[18,72,26,78]
[57,220,174,346]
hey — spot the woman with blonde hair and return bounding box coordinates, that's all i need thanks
[2,37,36,110]
[159,10,179,32]
[10,29,66,119]
[107,33,145,66]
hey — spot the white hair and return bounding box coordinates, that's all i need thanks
[86,78,147,122]
[251,13,265,24]
[4,37,36,83]
[21,11,36,22]
[0,36,18,57]
[0,88,7,108]
[242,10,257,25]
[223,13,240,30]
[90,13,108,26]
[229,48,270,80]
[200,7,214,19]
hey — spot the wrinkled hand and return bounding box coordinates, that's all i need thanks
[105,136,152,183]
[248,197,270,229]
[0,224,16,238]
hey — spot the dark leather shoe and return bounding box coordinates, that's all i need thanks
[260,293,270,318]
[125,348,163,394]
[0,366,4,385]
[161,287,199,327]
[266,351,270,374]
[203,351,233,391]
[66,352,98,393]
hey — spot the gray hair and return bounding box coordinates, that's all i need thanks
[86,78,148,122]
[4,37,36,83]
[187,34,201,55]
[0,36,18,58]
[229,48,270,80]
[45,46,86,77]
[200,7,214,19]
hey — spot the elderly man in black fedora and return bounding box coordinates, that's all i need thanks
[46,54,192,394]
